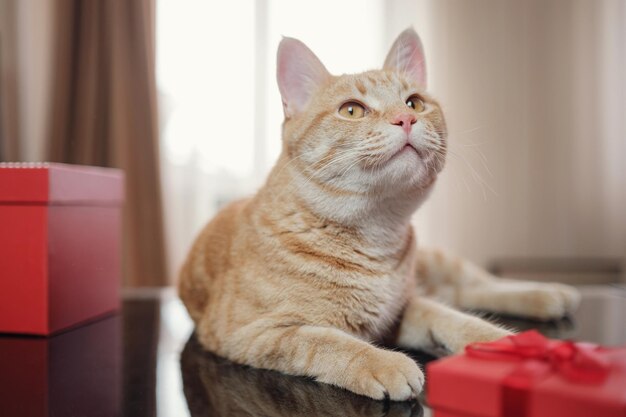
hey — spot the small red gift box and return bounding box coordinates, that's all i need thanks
[427,330,626,417]
[0,162,124,335]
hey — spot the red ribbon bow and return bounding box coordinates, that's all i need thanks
[464,330,626,417]
[465,330,616,385]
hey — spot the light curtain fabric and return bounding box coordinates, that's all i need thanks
[386,0,626,273]
[47,0,167,286]
[157,0,386,282]
[0,0,21,161]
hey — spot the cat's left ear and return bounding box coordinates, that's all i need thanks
[383,28,427,88]
[277,37,331,118]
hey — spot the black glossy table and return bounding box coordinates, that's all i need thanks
[1,285,625,417]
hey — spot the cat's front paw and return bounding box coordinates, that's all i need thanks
[554,283,582,313]
[340,348,424,401]
[444,319,513,354]
[520,283,581,320]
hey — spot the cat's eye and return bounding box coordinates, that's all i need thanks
[406,95,426,112]
[338,101,366,119]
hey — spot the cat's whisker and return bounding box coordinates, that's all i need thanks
[466,148,494,179]
[310,149,365,177]
[288,144,365,179]
[458,168,472,193]
[276,143,362,178]
[274,151,318,179]
[423,133,484,194]
[455,142,493,176]
[338,154,371,180]
[449,126,483,136]
[445,163,462,194]
[289,147,371,195]
[447,149,496,200]
[459,141,489,148]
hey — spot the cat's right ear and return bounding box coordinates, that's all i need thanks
[277,37,331,118]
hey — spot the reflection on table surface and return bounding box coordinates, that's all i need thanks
[181,334,424,417]
[0,285,624,417]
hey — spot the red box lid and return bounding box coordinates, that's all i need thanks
[0,162,124,205]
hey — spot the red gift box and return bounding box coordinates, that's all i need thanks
[0,162,124,335]
[427,330,626,417]
[0,315,121,416]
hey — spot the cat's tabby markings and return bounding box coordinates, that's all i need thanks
[179,28,580,401]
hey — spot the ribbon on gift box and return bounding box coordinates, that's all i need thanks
[465,330,626,417]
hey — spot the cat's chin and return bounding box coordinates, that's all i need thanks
[392,144,423,160]
[368,160,437,197]
[383,141,439,168]
[384,148,436,178]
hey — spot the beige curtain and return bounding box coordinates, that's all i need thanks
[388,0,626,275]
[0,0,21,161]
[48,0,167,286]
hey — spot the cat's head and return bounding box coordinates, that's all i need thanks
[276,28,447,199]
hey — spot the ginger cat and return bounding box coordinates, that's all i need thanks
[178,28,580,401]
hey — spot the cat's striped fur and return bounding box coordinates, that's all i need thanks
[178,28,580,401]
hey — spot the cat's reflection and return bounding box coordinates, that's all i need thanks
[180,334,424,417]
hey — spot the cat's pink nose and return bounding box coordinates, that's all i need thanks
[391,113,417,134]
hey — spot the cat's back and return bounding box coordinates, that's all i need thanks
[178,198,250,322]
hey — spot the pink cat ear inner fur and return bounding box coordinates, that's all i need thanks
[276,37,331,117]
[383,28,427,88]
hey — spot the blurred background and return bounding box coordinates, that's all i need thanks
[1,0,624,287]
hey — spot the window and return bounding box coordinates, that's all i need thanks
[157,0,386,282]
